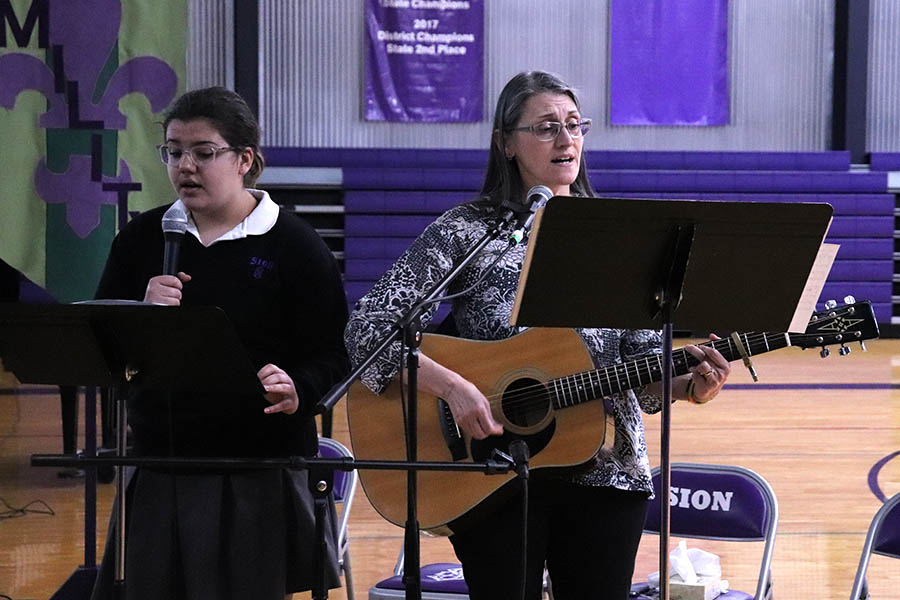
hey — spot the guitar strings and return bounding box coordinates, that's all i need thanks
[422,306,853,419]
[473,331,791,411]
[487,328,837,411]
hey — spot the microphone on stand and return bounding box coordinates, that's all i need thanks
[161,205,188,276]
[499,184,552,227]
[510,185,553,244]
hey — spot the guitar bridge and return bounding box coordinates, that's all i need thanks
[437,398,468,461]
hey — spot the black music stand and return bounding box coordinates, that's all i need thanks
[0,302,263,600]
[509,196,832,600]
[0,302,263,393]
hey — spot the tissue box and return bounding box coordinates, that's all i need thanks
[669,574,721,600]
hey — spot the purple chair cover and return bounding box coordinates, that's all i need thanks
[645,466,770,540]
[373,562,468,592]
[639,463,778,600]
[874,496,900,559]
[317,437,357,599]
[317,437,356,505]
[850,492,900,599]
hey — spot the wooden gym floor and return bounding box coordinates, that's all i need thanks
[2,335,899,599]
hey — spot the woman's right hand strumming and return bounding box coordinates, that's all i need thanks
[416,353,504,440]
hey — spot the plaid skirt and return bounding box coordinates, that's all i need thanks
[90,466,341,600]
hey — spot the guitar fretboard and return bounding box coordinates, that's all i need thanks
[549,332,791,409]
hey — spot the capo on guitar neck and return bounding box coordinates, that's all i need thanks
[729,332,759,382]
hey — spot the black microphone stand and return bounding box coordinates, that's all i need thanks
[508,439,530,600]
[32,451,516,599]
[318,202,535,600]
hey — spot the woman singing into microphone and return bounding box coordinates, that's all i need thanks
[344,71,730,599]
[91,87,349,600]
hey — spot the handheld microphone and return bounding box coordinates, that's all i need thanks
[161,204,188,276]
[510,185,553,243]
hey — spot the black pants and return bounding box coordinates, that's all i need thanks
[449,479,649,600]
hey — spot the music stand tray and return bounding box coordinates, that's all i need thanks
[511,196,833,334]
[0,302,263,394]
[0,301,264,599]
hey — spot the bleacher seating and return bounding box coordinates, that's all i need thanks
[265,148,895,326]
[867,152,900,172]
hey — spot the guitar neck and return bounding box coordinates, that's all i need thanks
[550,332,791,409]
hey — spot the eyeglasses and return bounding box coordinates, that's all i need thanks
[510,118,592,142]
[157,144,241,167]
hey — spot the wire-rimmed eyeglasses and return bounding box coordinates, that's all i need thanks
[157,144,241,167]
[510,118,592,142]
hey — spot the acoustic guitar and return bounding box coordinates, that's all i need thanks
[347,300,879,534]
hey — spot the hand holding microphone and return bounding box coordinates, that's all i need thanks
[162,204,188,275]
[144,205,191,305]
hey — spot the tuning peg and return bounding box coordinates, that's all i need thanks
[843,295,856,305]
[824,299,837,310]
[839,345,851,356]
[820,347,830,358]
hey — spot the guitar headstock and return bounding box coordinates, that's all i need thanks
[790,298,880,356]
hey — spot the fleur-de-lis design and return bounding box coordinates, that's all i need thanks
[1,0,179,246]
[0,0,177,129]
[35,155,133,239]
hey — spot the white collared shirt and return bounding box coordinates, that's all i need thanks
[171,188,279,246]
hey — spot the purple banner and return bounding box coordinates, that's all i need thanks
[610,0,729,126]
[364,0,483,122]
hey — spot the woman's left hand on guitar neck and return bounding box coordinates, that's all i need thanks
[658,333,730,405]
[681,333,730,404]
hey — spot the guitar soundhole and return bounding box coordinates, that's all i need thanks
[501,377,551,427]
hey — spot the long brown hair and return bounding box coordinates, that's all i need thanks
[479,71,594,206]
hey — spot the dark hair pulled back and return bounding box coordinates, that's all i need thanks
[163,86,265,187]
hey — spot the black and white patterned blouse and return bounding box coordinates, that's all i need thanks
[344,200,663,494]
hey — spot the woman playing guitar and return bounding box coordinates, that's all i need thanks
[344,70,730,600]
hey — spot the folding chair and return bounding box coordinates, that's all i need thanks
[368,544,554,599]
[849,492,900,599]
[632,463,779,600]
[367,547,470,600]
[318,436,358,600]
